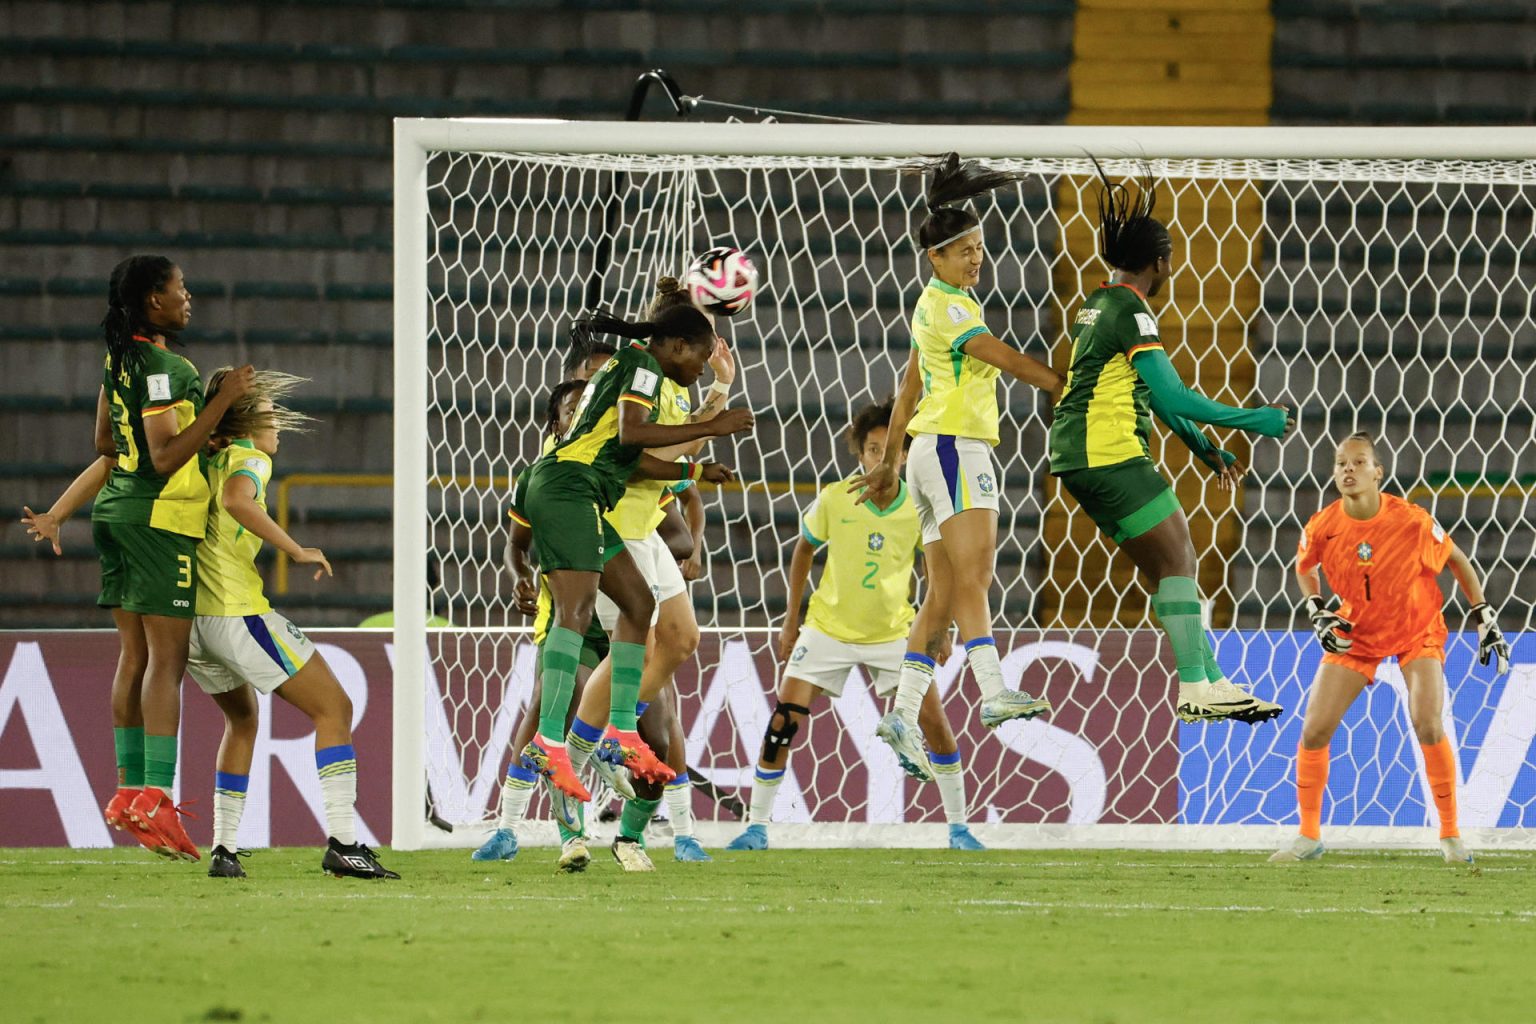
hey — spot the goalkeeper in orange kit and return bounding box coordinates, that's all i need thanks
[1271,433,1510,866]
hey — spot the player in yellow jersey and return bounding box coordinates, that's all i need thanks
[186,369,397,879]
[25,255,254,861]
[853,154,1063,781]
[728,399,986,851]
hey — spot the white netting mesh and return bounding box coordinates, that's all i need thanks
[412,147,1536,840]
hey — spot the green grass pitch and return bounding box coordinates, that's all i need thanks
[5,846,1535,1023]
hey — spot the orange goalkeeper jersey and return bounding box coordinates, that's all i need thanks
[1296,493,1454,657]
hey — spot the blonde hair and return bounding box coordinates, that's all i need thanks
[647,275,692,317]
[206,368,316,443]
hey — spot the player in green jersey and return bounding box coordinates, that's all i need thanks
[853,154,1063,781]
[519,305,751,806]
[1049,161,1294,724]
[728,399,986,852]
[26,255,254,860]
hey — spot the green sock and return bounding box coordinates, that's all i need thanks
[143,733,178,790]
[114,726,145,787]
[1201,637,1224,683]
[537,627,584,743]
[608,641,646,731]
[1152,576,1209,685]
[620,796,661,842]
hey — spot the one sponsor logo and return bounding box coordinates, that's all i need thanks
[1356,542,1373,562]
[976,473,995,495]
[173,599,190,608]
[867,532,885,552]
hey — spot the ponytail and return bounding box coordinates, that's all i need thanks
[1090,157,1171,272]
[101,254,175,385]
[909,152,1020,251]
[572,305,714,349]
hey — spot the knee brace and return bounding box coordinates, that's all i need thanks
[761,702,811,763]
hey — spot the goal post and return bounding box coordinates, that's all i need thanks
[391,119,1536,852]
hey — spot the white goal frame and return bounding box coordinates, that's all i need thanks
[391,120,1536,852]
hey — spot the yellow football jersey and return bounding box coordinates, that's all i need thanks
[604,377,691,540]
[801,477,921,645]
[197,440,273,617]
[906,277,1002,445]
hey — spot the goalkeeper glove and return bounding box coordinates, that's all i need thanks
[1470,603,1510,675]
[1302,595,1354,653]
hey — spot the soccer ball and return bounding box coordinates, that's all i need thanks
[685,246,758,316]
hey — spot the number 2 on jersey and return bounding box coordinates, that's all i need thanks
[861,561,879,589]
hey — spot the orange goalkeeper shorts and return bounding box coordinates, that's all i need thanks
[1322,628,1447,683]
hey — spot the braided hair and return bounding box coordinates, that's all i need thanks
[910,152,1020,251]
[101,254,176,384]
[564,318,617,377]
[544,379,587,438]
[1090,157,1171,272]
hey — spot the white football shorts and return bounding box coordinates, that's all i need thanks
[187,611,316,696]
[783,624,906,699]
[595,530,689,631]
[906,433,1002,544]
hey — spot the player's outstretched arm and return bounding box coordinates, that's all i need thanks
[777,536,817,662]
[1446,542,1510,674]
[678,484,706,581]
[632,453,735,485]
[221,473,332,581]
[961,332,1062,398]
[1131,347,1292,438]
[850,348,921,505]
[618,399,752,450]
[21,455,115,555]
[1150,404,1242,491]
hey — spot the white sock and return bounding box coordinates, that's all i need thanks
[665,773,695,839]
[213,771,248,850]
[893,653,937,724]
[929,751,967,824]
[566,716,604,775]
[315,744,358,846]
[964,638,1005,699]
[748,767,784,827]
[498,764,538,829]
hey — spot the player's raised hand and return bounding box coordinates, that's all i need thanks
[849,462,898,507]
[294,546,333,581]
[679,552,704,582]
[21,506,63,555]
[222,364,258,401]
[1268,403,1297,437]
[1200,449,1243,492]
[708,406,754,436]
[1470,603,1511,675]
[1302,595,1353,653]
[708,335,737,386]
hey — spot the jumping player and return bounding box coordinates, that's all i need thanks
[854,153,1062,782]
[1048,160,1292,725]
[727,399,985,852]
[1270,433,1509,865]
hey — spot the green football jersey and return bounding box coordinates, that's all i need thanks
[1048,284,1166,473]
[92,338,210,538]
[541,343,664,509]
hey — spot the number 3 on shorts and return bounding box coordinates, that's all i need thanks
[176,554,192,589]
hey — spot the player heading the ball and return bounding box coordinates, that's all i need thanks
[1271,433,1510,866]
[514,305,751,803]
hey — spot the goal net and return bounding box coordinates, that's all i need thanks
[391,121,1536,851]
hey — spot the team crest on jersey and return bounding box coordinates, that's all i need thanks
[675,393,691,414]
[867,532,885,552]
[1356,542,1373,563]
[977,473,995,495]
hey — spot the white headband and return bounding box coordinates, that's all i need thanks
[928,225,981,252]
